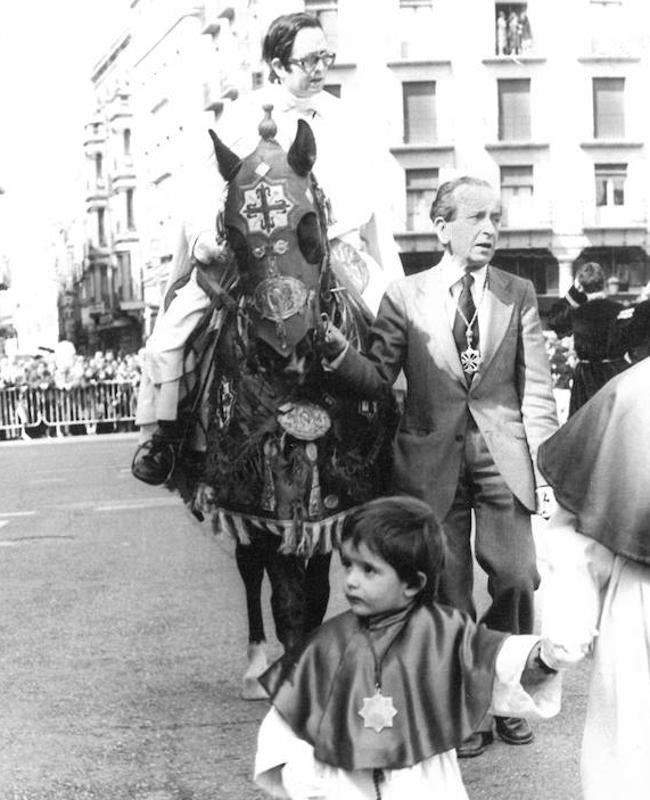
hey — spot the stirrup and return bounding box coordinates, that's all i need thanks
[131,438,177,485]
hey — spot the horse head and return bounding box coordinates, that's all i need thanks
[208,106,328,377]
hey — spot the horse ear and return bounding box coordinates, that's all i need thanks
[287,119,316,177]
[208,129,241,181]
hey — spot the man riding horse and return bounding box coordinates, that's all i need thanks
[133,12,403,698]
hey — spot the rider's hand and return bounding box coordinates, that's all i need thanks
[192,230,224,266]
[535,485,557,520]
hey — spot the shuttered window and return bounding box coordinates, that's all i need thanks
[403,82,437,143]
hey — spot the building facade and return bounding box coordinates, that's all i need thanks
[70,0,650,350]
[73,30,144,354]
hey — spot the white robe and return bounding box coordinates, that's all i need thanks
[542,507,650,800]
[136,83,403,429]
[254,635,560,800]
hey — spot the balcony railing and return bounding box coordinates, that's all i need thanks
[500,199,552,230]
[582,203,647,229]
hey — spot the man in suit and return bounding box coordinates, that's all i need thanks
[320,176,559,756]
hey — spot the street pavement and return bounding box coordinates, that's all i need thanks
[0,435,588,799]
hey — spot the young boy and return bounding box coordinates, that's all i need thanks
[254,496,561,799]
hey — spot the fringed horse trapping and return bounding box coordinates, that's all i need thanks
[157,105,397,694]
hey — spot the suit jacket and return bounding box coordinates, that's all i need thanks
[336,263,558,520]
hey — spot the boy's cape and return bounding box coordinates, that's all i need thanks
[538,357,650,566]
[260,603,506,770]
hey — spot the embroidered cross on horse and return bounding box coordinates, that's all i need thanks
[242,181,293,234]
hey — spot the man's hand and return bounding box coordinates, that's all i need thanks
[315,314,348,360]
[535,485,557,520]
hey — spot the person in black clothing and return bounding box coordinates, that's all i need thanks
[548,262,639,416]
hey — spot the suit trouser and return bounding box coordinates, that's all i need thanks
[437,415,540,636]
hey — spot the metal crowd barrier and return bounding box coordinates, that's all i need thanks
[0,382,138,438]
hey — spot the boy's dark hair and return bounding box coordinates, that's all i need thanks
[262,13,323,83]
[429,176,493,223]
[576,261,605,294]
[340,495,446,604]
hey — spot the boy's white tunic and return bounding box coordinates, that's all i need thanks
[255,635,560,799]
[136,83,403,428]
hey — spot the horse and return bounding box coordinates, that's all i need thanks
[169,105,397,697]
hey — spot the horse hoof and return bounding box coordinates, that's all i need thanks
[241,643,269,701]
[241,678,269,701]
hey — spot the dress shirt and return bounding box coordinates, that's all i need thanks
[437,254,491,336]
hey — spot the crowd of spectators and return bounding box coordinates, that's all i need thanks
[0,346,143,440]
[0,348,142,391]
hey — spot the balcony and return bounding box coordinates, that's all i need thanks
[112,155,135,180]
[583,203,646,231]
[494,3,535,58]
[501,199,552,231]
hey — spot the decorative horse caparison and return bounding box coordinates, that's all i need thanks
[169,105,397,687]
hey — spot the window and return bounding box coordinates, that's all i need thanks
[498,78,531,141]
[398,0,433,58]
[593,78,625,139]
[403,82,436,143]
[588,0,627,55]
[100,265,109,304]
[406,168,438,231]
[97,208,106,247]
[595,163,626,206]
[123,128,131,156]
[116,252,133,301]
[95,152,103,181]
[304,1,338,53]
[500,165,533,225]
[126,188,135,231]
[495,3,532,56]
[251,71,264,90]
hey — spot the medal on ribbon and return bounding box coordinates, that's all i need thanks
[358,687,398,733]
[357,609,416,734]
[455,276,486,375]
[460,330,481,374]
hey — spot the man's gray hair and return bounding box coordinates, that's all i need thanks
[429,176,494,223]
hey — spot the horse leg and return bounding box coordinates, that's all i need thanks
[305,552,332,633]
[265,545,330,654]
[235,540,266,643]
[235,539,269,700]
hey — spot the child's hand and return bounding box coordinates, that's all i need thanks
[539,635,592,670]
[520,640,558,694]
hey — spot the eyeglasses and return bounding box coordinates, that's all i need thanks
[287,50,336,74]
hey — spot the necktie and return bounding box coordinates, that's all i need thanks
[453,273,480,374]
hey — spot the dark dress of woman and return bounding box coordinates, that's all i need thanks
[548,290,633,417]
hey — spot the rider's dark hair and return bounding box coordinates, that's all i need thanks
[429,176,494,223]
[340,496,447,605]
[262,13,323,83]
